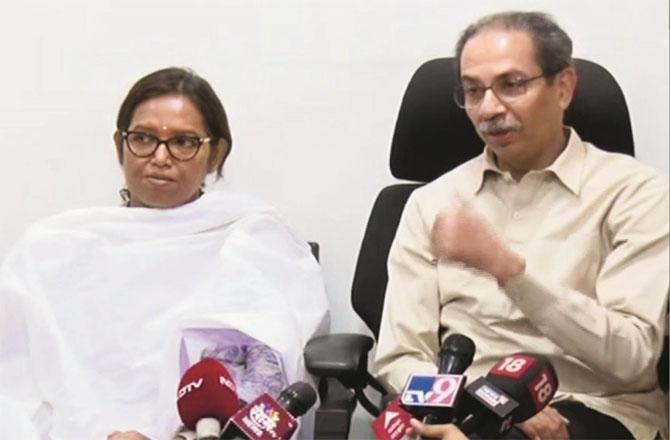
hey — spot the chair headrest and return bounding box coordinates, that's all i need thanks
[389,58,635,183]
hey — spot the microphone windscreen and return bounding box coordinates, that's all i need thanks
[485,353,558,422]
[177,358,240,429]
[439,333,476,374]
[276,381,317,417]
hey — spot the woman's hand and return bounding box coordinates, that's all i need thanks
[406,418,469,440]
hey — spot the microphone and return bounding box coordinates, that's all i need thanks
[275,381,317,418]
[372,334,475,439]
[371,397,414,440]
[485,353,559,423]
[456,353,559,438]
[456,377,519,438]
[221,381,317,439]
[438,333,476,376]
[423,334,475,424]
[176,358,241,439]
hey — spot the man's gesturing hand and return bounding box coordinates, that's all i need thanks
[431,199,525,286]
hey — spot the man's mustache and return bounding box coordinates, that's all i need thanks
[478,117,522,135]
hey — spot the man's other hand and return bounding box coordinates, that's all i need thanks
[517,406,570,440]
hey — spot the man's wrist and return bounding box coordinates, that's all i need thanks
[492,248,526,286]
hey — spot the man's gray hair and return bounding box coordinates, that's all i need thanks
[454,11,573,80]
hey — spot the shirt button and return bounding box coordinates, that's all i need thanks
[512,212,521,220]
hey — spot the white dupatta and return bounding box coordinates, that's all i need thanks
[0,190,329,439]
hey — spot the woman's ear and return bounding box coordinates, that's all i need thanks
[113,131,124,165]
[208,139,229,174]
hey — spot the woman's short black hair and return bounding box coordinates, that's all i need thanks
[116,67,232,177]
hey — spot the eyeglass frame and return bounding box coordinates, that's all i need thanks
[453,73,550,110]
[121,130,211,161]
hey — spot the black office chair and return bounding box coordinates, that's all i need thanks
[304,57,667,439]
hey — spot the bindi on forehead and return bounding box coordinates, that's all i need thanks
[130,95,205,135]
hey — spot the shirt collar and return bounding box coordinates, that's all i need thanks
[471,148,503,195]
[473,127,585,196]
[544,127,585,196]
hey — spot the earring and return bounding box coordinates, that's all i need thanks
[119,188,131,206]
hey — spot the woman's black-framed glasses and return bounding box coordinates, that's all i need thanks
[122,131,211,161]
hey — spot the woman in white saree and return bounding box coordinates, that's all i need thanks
[0,68,329,440]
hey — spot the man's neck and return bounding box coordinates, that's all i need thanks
[500,127,570,181]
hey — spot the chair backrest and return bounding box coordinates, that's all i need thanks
[351,57,635,339]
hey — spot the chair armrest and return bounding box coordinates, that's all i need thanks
[304,335,367,439]
[312,378,357,439]
[304,333,374,388]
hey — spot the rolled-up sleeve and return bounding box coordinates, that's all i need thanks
[505,173,669,386]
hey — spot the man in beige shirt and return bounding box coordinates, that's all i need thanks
[374,11,669,440]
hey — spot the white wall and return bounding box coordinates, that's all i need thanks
[0,0,667,352]
[0,1,667,436]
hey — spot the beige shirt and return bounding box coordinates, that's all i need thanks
[374,128,669,439]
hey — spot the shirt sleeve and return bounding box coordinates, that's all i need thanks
[373,192,442,392]
[504,173,669,385]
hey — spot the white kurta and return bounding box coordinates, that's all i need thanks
[0,190,329,439]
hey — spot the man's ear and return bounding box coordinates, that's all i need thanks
[556,67,577,110]
[207,139,229,174]
[113,131,124,165]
